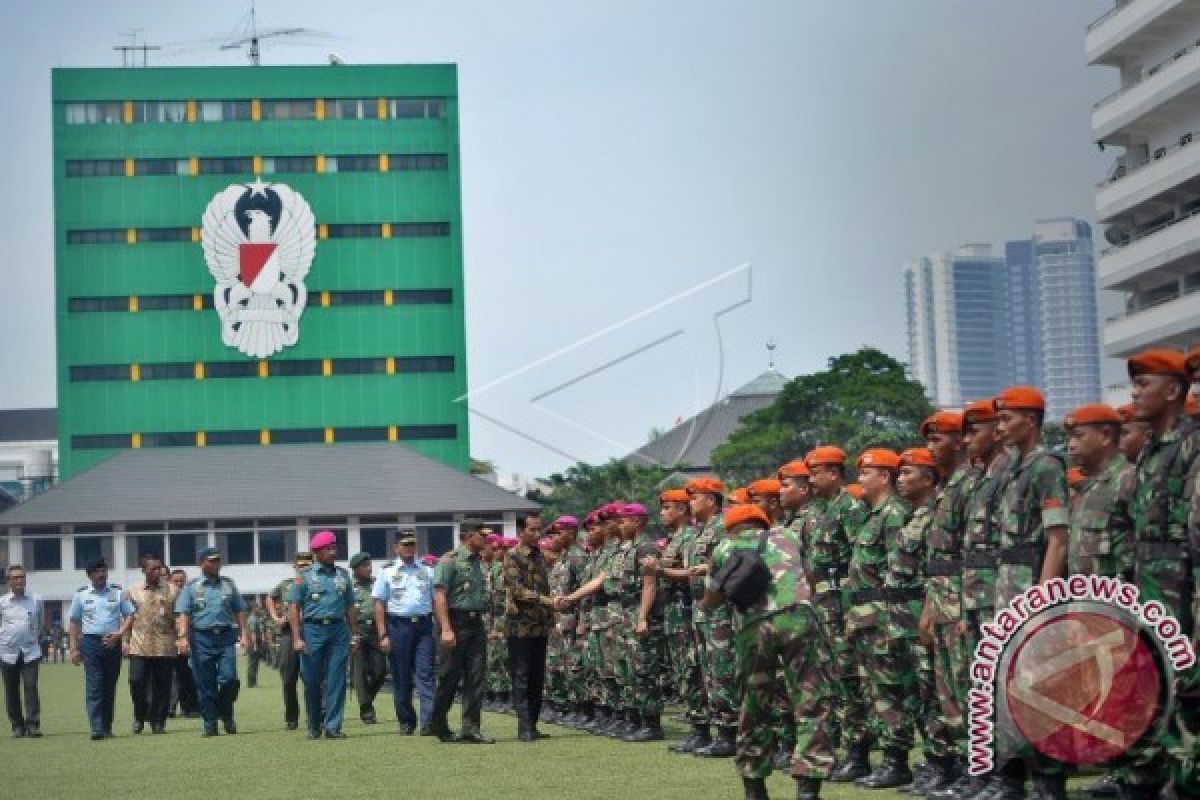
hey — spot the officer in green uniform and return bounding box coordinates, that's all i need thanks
[703,502,834,800]
[244,605,264,688]
[429,519,495,744]
[266,551,312,730]
[348,552,387,724]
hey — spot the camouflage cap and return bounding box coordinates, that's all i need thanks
[348,552,371,569]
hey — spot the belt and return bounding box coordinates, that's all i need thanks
[963,552,997,569]
[926,558,962,577]
[998,544,1040,567]
[389,613,432,623]
[1139,541,1189,560]
[304,617,345,626]
[449,609,484,619]
[194,625,232,634]
[850,587,923,605]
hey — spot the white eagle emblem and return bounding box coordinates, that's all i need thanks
[201,178,316,359]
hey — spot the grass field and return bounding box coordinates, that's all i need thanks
[0,660,1099,800]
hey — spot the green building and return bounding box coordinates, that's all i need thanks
[52,64,469,479]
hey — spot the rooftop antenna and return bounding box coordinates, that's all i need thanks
[220,2,319,66]
[114,28,161,67]
[766,339,777,371]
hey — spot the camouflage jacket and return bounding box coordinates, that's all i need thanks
[352,578,375,628]
[995,446,1068,607]
[889,496,932,638]
[845,493,909,633]
[1137,419,1200,613]
[485,559,505,630]
[270,576,298,632]
[961,450,1012,614]
[799,489,863,594]
[502,543,555,638]
[926,464,974,624]
[549,544,587,631]
[589,540,621,630]
[709,524,809,628]
[686,516,730,623]
[618,536,662,621]
[1069,453,1135,578]
[660,525,696,603]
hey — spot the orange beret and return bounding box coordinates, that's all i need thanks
[659,489,689,505]
[1127,348,1188,381]
[728,487,750,505]
[857,448,901,470]
[746,478,781,497]
[846,484,865,500]
[806,446,847,468]
[1187,347,1200,379]
[685,477,724,496]
[963,399,998,425]
[993,386,1045,412]
[899,447,936,468]
[722,503,771,530]
[1067,467,1087,488]
[920,411,963,437]
[777,459,810,479]
[1117,403,1136,424]
[1064,403,1122,429]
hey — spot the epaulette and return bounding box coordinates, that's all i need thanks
[76,585,88,592]
[110,583,123,590]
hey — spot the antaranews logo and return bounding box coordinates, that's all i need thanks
[967,575,1195,775]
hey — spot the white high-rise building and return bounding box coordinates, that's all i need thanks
[1089,1,1200,358]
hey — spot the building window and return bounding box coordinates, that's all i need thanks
[168,533,204,567]
[134,159,190,176]
[198,157,255,175]
[398,424,456,440]
[359,528,390,560]
[140,431,194,447]
[329,290,386,306]
[388,98,445,119]
[332,358,388,375]
[261,156,317,174]
[74,536,114,570]
[329,98,373,120]
[205,362,259,379]
[271,428,324,444]
[66,159,126,177]
[268,360,323,377]
[325,155,378,173]
[395,289,452,304]
[126,534,167,568]
[68,297,128,313]
[262,99,317,121]
[326,223,383,239]
[136,227,193,243]
[216,531,255,565]
[309,520,348,560]
[388,154,448,171]
[69,365,129,382]
[258,530,295,564]
[138,364,194,381]
[66,229,127,245]
[132,102,187,123]
[206,430,260,446]
[395,356,454,373]
[393,222,450,237]
[72,433,133,449]
[334,427,389,442]
[23,538,61,572]
[139,295,198,311]
[196,101,253,122]
[64,102,123,125]
[423,525,454,557]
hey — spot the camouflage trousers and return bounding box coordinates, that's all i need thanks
[486,627,510,693]
[913,637,953,760]
[1122,558,1199,793]
[813,592,861,748]
[694,609,739,728]
[931,621,969,759]
[601,610,625,708]
[622,610,665,715]
[734,606,835,781]
[545,621,575,707]
[663,601,706,723]
[585,626,607,705]
[850,622,915,752]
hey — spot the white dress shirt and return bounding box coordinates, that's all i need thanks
[0,592,43,664]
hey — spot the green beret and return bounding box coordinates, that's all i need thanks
[460,518,484,533]
[349,552,371,569]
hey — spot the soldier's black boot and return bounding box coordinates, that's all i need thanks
[1086,776,1121,799]
[670,723,709,753]
[829,742,871,782]
[587,706,610,734]
[624,714,665,742]
[1031,774,1066,800]
[1116,782,1164,800]
[742,776,769,800]
[795,776,821,800]
[693,725,736,757]
[912,756,958,796]
[858,747,914,789]
[613,709,638,738]
[575,702,594,729]
[774,744,794,771]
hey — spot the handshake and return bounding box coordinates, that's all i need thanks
[552,595,576,612]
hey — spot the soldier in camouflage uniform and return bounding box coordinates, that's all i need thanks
[265,551,313,730]
[919,412,978,800]
[578,511,612,732]
[1064,404,1134,580]
[685,478,739,757]
[348,553,387,724]
[615,503,666,741]
[703,502,834,800]
[656,489,707,753]
[484,536,511,712]
[894,446,956,793]
[1118,403,1151,465]
[844,448,916,789]
[544,516,586,726]
[991,386,1070,800]
[1123,350,1200,800]
[799,446,867,781]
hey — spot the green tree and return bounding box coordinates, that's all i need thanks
[712,347,934,485]
[526,459,680,524]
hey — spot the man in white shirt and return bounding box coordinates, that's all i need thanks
[0,565,43,737]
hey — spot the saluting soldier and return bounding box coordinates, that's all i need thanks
[348,552,387,724]
[68,558,134,740]
[174,547,248,737]
[266,551,312,730]
[429,519,495,744]
[289,530,359,739]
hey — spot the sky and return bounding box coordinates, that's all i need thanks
[0,0,1116,480]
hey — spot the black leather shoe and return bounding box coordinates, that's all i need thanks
[286,721,298,731]
[202,725,218,737]
[12,728,25,738]
[459,731,496,744]
[623,716,665,742]
[307,729,322,740]
[360,706,377,724]
[857,749,914,789]
[419,725,433,736]
[829,744,871,782]
[671,725,711,753]
[518,729,535,742]
[90,731,105,741]
[150,724,166,735]
[324,730,348,739]
[398,725,415,736]
[132,720,144,734]
[222,719,237,735]
[436,730,460,743]
[795,776,821,800]
[1086,776,1120,799]
[25,727,41,738]
[741,776,769,800]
